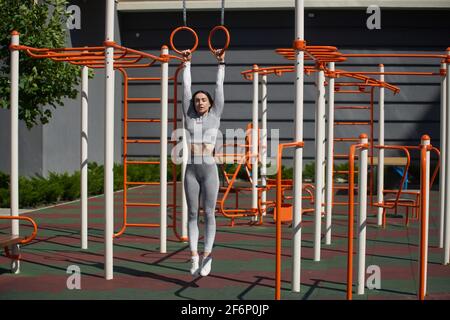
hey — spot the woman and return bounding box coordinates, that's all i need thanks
[182,49,225,277]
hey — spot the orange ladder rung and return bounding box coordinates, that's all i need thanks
[125,160,160,165]
[126,202,160,207]
[125,139,177,144]
[335,121,371,126]
[126,97,175,103]
[334,138,360,142]
[126,181,177,186]
[335,106,370,110]
[126,119,161,123]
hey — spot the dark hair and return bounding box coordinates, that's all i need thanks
[193,90,214,110]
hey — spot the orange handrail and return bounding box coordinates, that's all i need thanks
[0,216,38,245]
[275,141,304,300]
[372,145,411,210]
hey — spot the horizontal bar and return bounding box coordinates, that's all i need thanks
[125,160,160,165]
[335,121,371,125]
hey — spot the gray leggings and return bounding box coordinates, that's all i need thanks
[185,162,219,253]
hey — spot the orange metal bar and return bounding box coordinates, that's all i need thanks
[343,53,446,59]
[336,71,442,76]
[0,216,38,245]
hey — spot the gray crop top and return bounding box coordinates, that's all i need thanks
[182,61,225,146]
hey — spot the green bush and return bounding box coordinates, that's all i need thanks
[0,160,182,209]
[2,159,358,209]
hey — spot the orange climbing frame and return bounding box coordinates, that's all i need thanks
[13,42,189,241]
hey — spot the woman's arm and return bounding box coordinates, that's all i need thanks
[213,51,226,117]
[182,52,192,117]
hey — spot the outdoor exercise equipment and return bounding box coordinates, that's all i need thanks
[8,19,187,278]
[346,135,435,300]
[0,215,37,273]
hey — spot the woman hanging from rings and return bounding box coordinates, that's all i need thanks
[181,48,226,276]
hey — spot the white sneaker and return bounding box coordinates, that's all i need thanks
[200,256,212,277]
[190,255,200,276]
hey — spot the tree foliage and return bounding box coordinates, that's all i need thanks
[0,0,81,129]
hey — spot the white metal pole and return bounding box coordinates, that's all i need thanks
[10,31,19,236]
[104,0,115,280]
[445,51,450,265]
[377,64,385,226]
[160,46,169,253]
[251,65,259,219]
[81,65,89,250]
[439,63,446,249]
[10,31,20,274]
[292,0,305,293]
[314,66,326,262]
[181,125,188,241]
[261,74,268,216]
[325,62,335,245]
[357,135,368,295]
[420,136,431,295]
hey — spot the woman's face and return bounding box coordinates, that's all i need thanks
[194,93,211,115]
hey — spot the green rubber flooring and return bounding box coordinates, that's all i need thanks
[1,184,449,300]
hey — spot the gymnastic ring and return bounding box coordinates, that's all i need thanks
[170,26,199,55]
[208,25,230,56]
